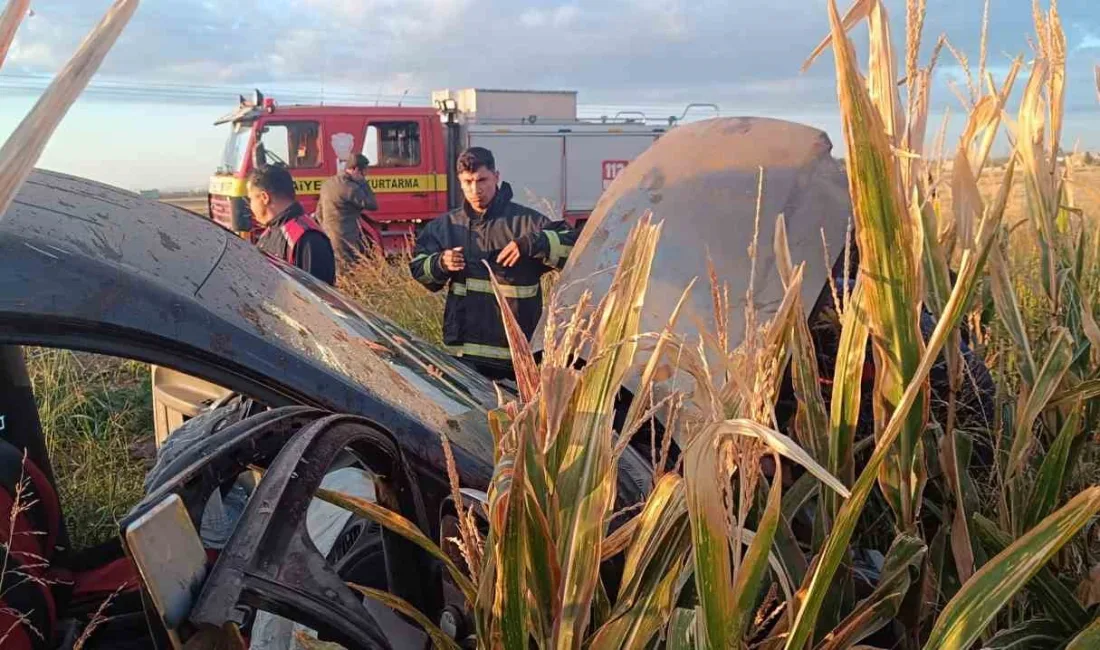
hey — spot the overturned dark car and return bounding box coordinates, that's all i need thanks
[0,168,653,649]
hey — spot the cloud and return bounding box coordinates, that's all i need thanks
[1074,30,1100,51]
[2,0,1097,118]
[520,5,580,29]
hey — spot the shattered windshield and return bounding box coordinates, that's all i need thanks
[219,122,252,174]
[267,256,503,414]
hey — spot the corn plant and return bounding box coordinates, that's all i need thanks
[322,1,1100,649]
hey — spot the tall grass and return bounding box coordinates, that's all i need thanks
[25,348,152,550]
[326,1,1100,649]
[337,249,446,345]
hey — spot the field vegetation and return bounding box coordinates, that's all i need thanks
[16,0,1100,647]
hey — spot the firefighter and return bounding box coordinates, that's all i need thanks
[316,153,379,268]
[410,147,578,381]
[247,164,337,285]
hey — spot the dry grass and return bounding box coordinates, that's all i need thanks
[24,348,153,550]
[337,250,446,345]
[940,161,1100,237]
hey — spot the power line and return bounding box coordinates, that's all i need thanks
[0,73,431,106]
[0,73,725,124]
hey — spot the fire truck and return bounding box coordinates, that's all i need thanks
[207,88,716,253]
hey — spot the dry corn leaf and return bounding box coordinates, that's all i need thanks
[0,0,139,220]
[0,0,30,69]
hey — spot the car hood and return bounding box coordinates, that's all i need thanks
[0,169,500,479]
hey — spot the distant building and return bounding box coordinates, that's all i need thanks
[139,189,161,199]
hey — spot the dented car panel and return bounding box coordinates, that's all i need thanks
[534,117,853,414]
[0,169,655,647]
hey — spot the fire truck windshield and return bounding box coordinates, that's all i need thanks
[219,122,252,174]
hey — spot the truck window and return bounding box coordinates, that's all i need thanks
[219,123,252,174]
[258,122,322,169]
[363,122,421,168]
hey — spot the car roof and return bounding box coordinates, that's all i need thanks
[0,169,497,483]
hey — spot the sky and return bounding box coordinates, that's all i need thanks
[1,0,1098,192]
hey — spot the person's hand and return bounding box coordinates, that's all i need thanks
[496,240,522,267]
[441,247,465,272]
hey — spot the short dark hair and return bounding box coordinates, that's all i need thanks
[456,147,495,174]
[248,164,296,200]
[346,153,370,171]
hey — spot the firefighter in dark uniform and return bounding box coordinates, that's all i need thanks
[247,164,337,285]
[316,153,379,268]
[410,147,578,381]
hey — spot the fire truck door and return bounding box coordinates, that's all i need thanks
[362,118,437,221]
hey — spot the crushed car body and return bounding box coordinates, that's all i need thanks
[533,117,854,431]
[0,169,653,649]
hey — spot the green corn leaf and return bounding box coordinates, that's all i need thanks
[1007,328,1073,482]
[587,553,690,650]
[315,488,476,605]
[783,470,821,522]
[925,487,1100,650]
[977,619,1066,650]
[783,129,1004,650]
[497,418,529,650]
[940,420,976,585]
[525,446,560,636]
[683,428,736,650]
[665,608,697,650]
[920,524,952,627]
[1048,378,1100,409]
[615,474,692,610]
[687,421,830,649]
[476,545,497,645]
[826,278,870,524]
[1024,403,1084,531]
[1065,615,1100,650]
[971,514,1089,634]
[733,459,784,639]
[346,585,463,650]
[989,245,1038,387]
[776,216,831,464]
[815,535,926,650]
[554,217,661,650]
[920,188,953,318]
[592,577,612,634]
[824,0,929,533]
[775,492,811,589]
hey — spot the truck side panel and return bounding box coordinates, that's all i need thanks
[564,134,660,214]
[467,133,565,217]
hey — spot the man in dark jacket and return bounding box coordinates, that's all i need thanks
[410,147,578,380]
[316,153,379,268]
[248,164,337,285]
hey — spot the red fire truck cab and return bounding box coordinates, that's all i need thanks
[208,89,714,253]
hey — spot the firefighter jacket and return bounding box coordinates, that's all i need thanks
[316,172,378,266]
[256,202,337,285]
[410,182,577,371]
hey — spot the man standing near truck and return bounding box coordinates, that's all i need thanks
[248,164,337,285]
[316,153,379,269]
[410,147,578,381]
